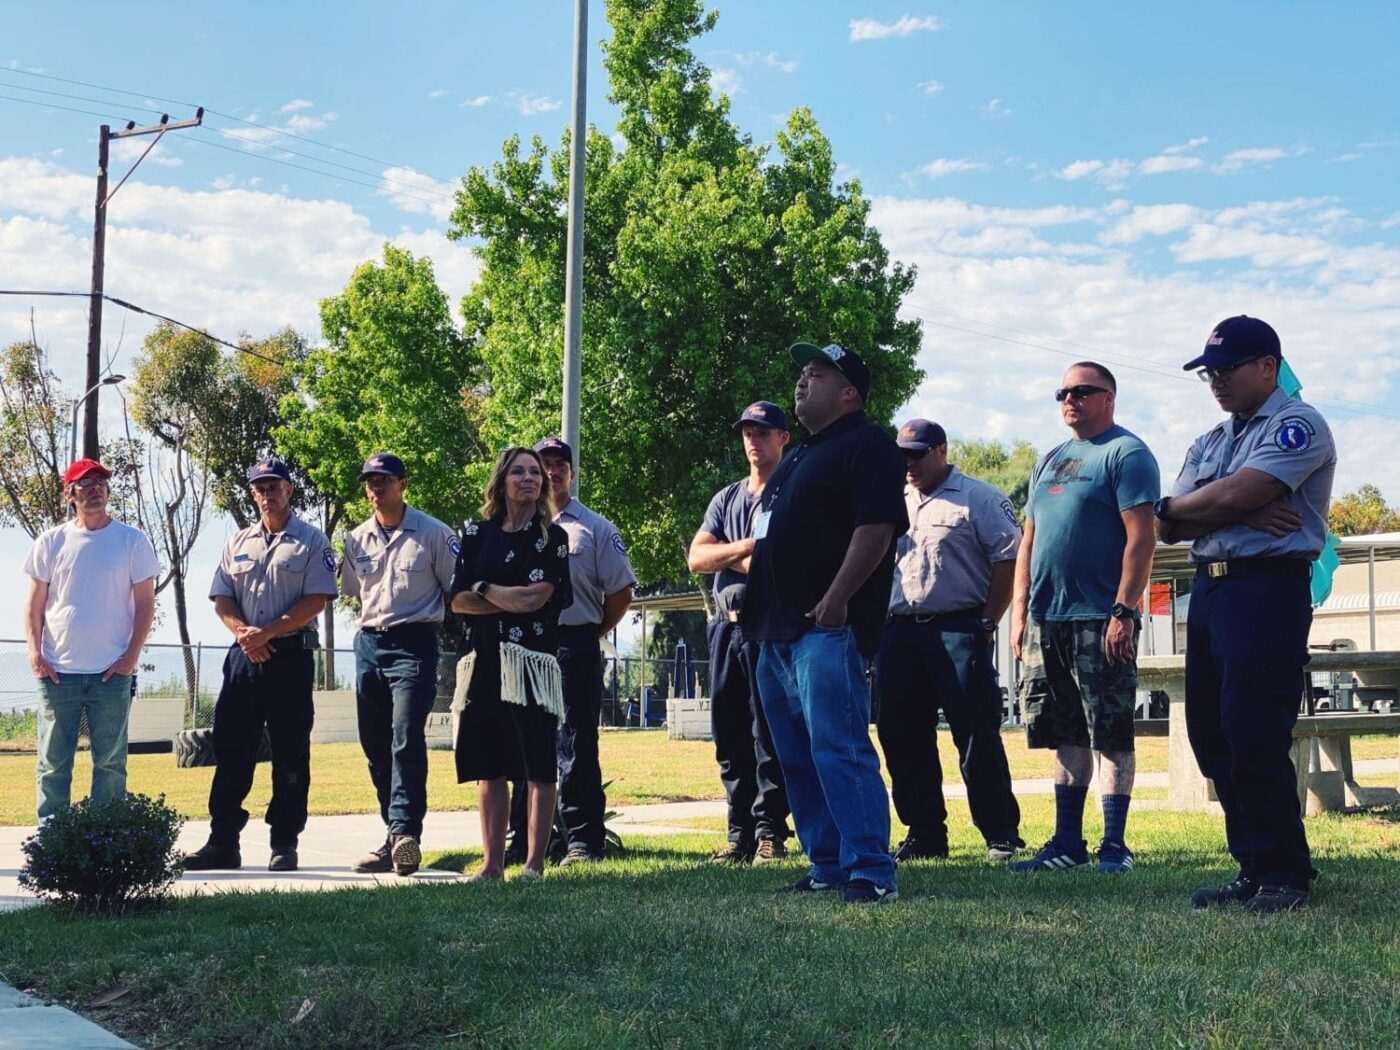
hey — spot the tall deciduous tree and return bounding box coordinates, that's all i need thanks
[951,439,1041,519]
[0,336,69,537]
[447,0,922,585]
[1328,484,1400,536]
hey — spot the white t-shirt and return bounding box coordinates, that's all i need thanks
[23,519,161,674]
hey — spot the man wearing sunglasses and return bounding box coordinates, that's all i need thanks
[1155,316,1335,914]
[1010,363,1159,876]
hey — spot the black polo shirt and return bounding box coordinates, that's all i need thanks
[742,410,908,659]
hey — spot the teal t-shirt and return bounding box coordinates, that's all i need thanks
[1026,425,1160,621]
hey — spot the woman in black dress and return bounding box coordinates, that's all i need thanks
[449,447,572,881]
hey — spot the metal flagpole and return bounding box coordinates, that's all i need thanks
[561,0,588,495]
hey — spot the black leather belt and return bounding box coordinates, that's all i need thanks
[1196,557,1311,580]
[890,608,979,624]
[360,621,438,636]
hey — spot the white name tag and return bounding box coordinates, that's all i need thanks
[752,510,771,540]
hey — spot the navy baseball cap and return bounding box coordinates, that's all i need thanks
[358,452,406,480]
[1183,315,1283,372]
[895,419,948,451]
[732,401,789,433]
[247,456,292,483]
[534,437,574,464]
[790,342,872,402]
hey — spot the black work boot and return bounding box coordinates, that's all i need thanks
[182,839,242,871]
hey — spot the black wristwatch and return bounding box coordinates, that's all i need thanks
[472,580,491,598]
[1153,496,1173,521]
[1109,602,1141,622]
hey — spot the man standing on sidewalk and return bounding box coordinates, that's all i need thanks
[878,419,1024,864]
[1010,363,1158,875]
[743,342,907,904]
[24,458,159,822]
[184,457,337,873]
[340,453,459,877]
[687,401,793,865]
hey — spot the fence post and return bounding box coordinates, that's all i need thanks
[193,642,202,729]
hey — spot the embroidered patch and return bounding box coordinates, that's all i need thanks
[1000,500,1017,528]
[449,538,461,558]
[233,553,251,562]
[322,549,335,572]
[612,533,627,554]
[1274,416,1315,452]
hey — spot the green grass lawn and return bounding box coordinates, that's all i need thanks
[3,797,1398,1049]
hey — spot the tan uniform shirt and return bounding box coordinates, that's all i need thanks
[209,514,337,629]
[339,505,458,628]
[554,498,637,628]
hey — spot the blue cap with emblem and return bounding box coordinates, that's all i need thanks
[790,342,872,402]
[1183,315,1282,372]
[732,401,789,433]
[358,452,406,480]
[895,418,947,451]
[247,456,292,483]
[533,436,574,464]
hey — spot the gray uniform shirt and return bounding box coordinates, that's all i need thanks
[209,514,337,629]
[339,505,459,628]
[889,467,1022,616]
[1169,386,1336,562]
[554,498,637,628]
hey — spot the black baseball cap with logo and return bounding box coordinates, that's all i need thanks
[358,452,407,480]
[732,401,789,432]
[895,419,948,451]
[533,437,574,464]
[1183,315,1283,372]
[790,342,872,402]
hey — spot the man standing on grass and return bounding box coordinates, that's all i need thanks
[687,401,793,866]
[743,342,907,905]
[340,453,459,878]
[24,458,159,822]
[1010,363,1158,875]
[183,457,337,873]
[1157,316,1335,913]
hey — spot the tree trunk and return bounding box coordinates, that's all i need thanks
[172,568,197,704]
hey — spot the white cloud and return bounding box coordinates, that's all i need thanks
[1101,204,1203,244]
[461,95,493,108]
[1214,146,1289,173]
[428,88,449,99]
[711,68,742,97]
[1381,212,1400,230]
[982,98,1011,119]
[733,50,798,72]
[221,105,337,150]
[514,93,561,116]
[377,165,458,223]
[287,111,336,134]
[1162,137,1209,155]
[1325,152,1362,165]
[1138,154,1203,175]
[917,79,944,95]
[919,158,986,178]
[280,99,314,113]
[849,15,944,42]
[1057,158,1133,189]
[1058,159,1104,181]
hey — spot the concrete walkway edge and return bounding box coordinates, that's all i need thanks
[0,980,138,1049]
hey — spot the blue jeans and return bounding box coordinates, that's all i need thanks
[758,628,895,890]
[355,626,438,839]
[36,673,133,822]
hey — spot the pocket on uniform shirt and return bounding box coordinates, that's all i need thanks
[395,549,428,573]
[271,550,310,576]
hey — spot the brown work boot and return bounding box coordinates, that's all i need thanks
[391,834,421,876]
[753,838,788,864]
[352,839,393,874]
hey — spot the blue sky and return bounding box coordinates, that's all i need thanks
[3,2,1399,643]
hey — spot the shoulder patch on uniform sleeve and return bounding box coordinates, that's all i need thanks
[449,537,461,558]
[612,532,627,554]
[1000,500,1017,527]
[1275,416,1315,452]
[323,549,335,572]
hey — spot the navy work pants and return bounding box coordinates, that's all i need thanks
[208,644,314,849]
[876,613,1021,848]
[708,617,790,847]
[355,623,439,840]
[1185,566,1313,889]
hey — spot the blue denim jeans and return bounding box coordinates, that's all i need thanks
[355,626,438,839]
[36,673,133,822]
[757,628,895,890]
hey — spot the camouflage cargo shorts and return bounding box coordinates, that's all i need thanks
[1017,619,1137,753]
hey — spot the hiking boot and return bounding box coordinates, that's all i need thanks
[842,879,898,905]
[892,836,949,863]
[1191,875,1258,910]
[1009,838,1090,873]
[182,840,241,872]
[1243,884,1310,914]
[753,838,788,864]
[268,846,298,873]
[391,834,421,876]
[1095,840,1136,874]
[707,841,753,865]
[986,839,1023,863]
[353,839,393,874]
[777,873,840,894]
[558,845,605,867]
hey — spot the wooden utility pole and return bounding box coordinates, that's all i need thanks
[82,109,203,459]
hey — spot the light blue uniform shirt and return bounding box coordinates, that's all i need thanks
[1169,386,1336,562]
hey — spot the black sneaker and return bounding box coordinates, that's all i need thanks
[1191,875,1258,910]
[706,841,753,866]
[892,836,949,862]
[390,834,421,876]
[842,879,898,905]
[753,838,788,864]
[986,838,1024,863]
[268,848,298,873]
[1009,838,1090,873]
[1243,884,1310,914]
[182,840,241,871]
[353,840,393,874]
[777,874,839,894]
[559,845,605,867]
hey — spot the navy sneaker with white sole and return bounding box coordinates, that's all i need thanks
[1095,840,1135,874]
[842,879,898,904]
[1008,838,1090,873]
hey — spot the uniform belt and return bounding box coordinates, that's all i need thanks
[889,608,979,625]
[270,632,317,652]
[360,621,438,635]
[1197,557,1311,580]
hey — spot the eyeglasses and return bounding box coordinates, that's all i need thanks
[902,447,931,461]
[1196,357,1261,383]
[1054,384,1109,403]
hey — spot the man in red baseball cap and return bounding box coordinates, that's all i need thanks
[23,459,160,821]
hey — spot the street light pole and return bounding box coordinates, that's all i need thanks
[69,374,125,465]
[560,0,588,494]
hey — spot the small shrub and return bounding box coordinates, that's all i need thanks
[0,708,38,744]
[19,793,185,914]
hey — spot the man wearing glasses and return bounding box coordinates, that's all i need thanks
[1010,363,1159,875]
[24,459,159,822]
[1156,316,1335,913]
[878,420,1024,864]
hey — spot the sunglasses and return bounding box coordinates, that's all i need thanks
[902,447,931,460]
[1196,357,1261,383]
[1054,384,1109,403]
[71,477,108,491]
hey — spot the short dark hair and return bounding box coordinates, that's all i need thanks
[1070,360,1116,393]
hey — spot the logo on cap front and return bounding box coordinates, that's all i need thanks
[1206,331,1224,346]
[823,345,846,362]
[900,426,916,440]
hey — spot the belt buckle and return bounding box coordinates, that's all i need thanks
[914,613,935,624]
[725,610,741,623]
[1207,562,1229,578]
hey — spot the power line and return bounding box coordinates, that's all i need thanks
[0,90,129,123]
[0,77,166,118]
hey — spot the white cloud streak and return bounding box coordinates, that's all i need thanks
[849,15,944,42]
[919,158,986,178]
[917,79,944,95]
[280,99,314,113]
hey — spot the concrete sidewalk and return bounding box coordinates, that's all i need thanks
[0,980,137,1049]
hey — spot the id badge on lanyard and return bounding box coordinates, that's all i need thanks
[752,510,771,541]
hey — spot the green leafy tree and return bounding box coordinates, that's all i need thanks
[447,0,922,586]
[950,438,1041,519]
[1328,484,1400,536]
[0,337,70,536]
